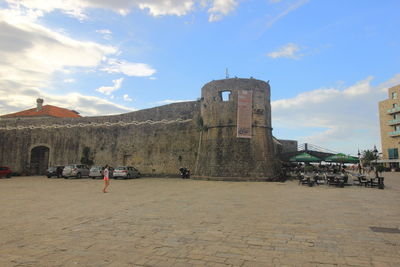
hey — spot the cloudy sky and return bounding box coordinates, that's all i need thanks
[0,0,399,155]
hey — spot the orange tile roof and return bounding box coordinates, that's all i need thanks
[1,105,81,118]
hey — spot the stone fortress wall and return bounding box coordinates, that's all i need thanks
[196,79,279,179]
[0,78,281,180]
[0,102,200,176]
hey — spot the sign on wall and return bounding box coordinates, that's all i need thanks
[237,90,253,138]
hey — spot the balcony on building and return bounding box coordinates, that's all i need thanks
[389,130,400,137]
[387,106,400,114]
[388,118,400,125]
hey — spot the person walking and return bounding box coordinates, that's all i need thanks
[103,165,110,193]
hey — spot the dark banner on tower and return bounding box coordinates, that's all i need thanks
[237,90,252,138]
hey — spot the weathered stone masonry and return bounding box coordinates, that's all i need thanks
[195,79,278,180]
[0,78,280,180]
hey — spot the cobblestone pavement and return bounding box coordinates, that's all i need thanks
[0,173,399,267]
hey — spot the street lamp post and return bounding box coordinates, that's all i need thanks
[373,145,379,178]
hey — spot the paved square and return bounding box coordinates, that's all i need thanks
[1,173,399,266]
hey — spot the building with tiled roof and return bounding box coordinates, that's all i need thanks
[1,99,81,119]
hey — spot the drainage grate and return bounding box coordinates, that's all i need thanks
[370,227,400,234]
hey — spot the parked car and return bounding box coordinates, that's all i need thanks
[108,167,114,179]
[46,166,64,178]
[62,164,90,178]
[113,166,140,179]
[89,166,103,179]
[0,166,12,178]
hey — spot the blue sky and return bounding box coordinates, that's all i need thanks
[0,0,399,155]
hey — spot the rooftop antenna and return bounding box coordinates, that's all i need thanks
[225,68,229,79]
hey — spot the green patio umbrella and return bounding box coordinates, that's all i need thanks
[324,153,359,163]
[289,152,322,162]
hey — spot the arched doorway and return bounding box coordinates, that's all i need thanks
[30,146,49,175]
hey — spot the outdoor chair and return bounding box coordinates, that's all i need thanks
[358,176,370,187]
[342,174,348,185]
[327,176,337,186]
[336,176,345,188]
[314,174,325,185]
[323,173,329,184]
[306,176,315,187]
[351,174,360,186]
[370,177,385,189]
[370,178,378,187]
[300,177,309,186]
[378,177,385,189]
[299,174,314,187]
[298,174,305,185]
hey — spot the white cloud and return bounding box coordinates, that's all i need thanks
[272,75,400,153]
[96,78,124,95]
[4,0,89,20]
[267,43,303,59]
[265,0,309,30]
[137,0,194,16]
[0,7,156,117]
[0,10,117,74]
[269,0,283,3]
[4,0,238,22]
[0,9,119,103]
[377,73,400,93]
[96,29,112,40]
[0,86,134,117]
[102,59,156,77]
[208,0,238,22]
[154,99,194,105]
[123,94,133,101]
[96,29,112,35]
[343,76,373,96]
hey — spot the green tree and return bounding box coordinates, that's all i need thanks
[361,149,377,166]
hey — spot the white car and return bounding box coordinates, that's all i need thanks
[62,164,90,178]
[113,166,140,179]
[89,166,103,179]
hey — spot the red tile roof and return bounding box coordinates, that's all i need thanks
[1,105,81,118]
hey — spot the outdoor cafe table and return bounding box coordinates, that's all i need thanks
[326,174,345,187]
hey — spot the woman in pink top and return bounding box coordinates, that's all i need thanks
[103,165,110,193]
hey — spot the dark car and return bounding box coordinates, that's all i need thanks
[46,166,64,178]
[179,167,190,179]
[0,166,12,178]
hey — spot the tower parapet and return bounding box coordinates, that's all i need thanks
[195,78,279,180]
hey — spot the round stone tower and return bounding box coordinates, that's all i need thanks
[194,78,279,180]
